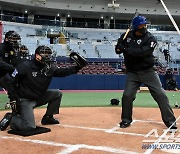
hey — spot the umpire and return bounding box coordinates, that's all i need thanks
[115,16,177,129]
[7,45,87,131]
[0,30,21,90]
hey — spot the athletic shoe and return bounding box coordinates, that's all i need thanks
[119,121,131,128]
[41,115,59,125]
[169,125,177,129]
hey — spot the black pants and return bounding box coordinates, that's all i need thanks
[121,67,176,127]
[10,89,62,130]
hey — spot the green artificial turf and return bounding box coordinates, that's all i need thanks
[0,91,179,111]
[61,91,180,108]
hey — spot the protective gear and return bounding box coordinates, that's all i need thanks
[132,16,147,30]
[0,112,13,131]
[110,98,120,105]
[20,45,29,57]
[35,45,55,65]
[5,31,21,49]
[69,52,88,68]
[136,27,147,35]
[10,100,17,113]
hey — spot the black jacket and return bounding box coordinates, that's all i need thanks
[0,43,15,77]
[8,60,80,101]
[116,30,157,71]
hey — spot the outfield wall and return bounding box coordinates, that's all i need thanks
[49,75,180,90]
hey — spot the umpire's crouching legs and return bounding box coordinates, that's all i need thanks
[10,89,62,130]
[37,89,62,116]
[37,89,62,125]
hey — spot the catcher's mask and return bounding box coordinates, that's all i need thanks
[35,45,55,64]
[20,45,29,57]
[5,31,21,49]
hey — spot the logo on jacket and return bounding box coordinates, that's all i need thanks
[137,39,142,44]
[12,69,18,77]
[32,72,38,77]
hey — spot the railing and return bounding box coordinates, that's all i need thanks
[0,14,177,31]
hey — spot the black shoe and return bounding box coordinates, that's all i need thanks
[119,121,131,128]
[166,122,177,130]
[0,112,13,131]
[41,115,59,125]
[169,125,177,129]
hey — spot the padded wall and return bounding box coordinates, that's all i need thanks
[49,74,180,90]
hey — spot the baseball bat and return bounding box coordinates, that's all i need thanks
[123,11,139,40]
[158,0,180,35]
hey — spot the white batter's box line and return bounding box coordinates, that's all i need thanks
[105,124,120,133]
[58,144,139,154]
[0,136,140,154]
[134,119,163,124]
[60,124,145,136]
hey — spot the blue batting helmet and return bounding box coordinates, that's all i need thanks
[132,16,147,30]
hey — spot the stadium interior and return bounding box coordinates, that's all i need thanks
[0,0,179,89]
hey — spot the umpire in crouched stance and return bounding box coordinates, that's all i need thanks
[7,45,87,131]
[115,16,177,129]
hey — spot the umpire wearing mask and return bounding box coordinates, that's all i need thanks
[5,45,86,131]
[0,30,21,90]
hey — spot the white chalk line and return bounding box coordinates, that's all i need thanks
[60,119,179,137]
[60,124,145,136]
[1,119,176,154]
[59,144,139,154]
[0,136,138,154]
[105,124,120,133]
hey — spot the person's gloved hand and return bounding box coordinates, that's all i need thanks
[115,44,126,54]
[115,38,127,54]
[70,52,88,69]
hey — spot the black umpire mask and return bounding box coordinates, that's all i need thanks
[137,27,147,35]
[35,45,53,65]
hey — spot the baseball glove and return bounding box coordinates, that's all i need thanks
[69,52,88,68]
[110,98,120,105]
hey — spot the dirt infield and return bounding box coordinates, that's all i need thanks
[0,107,180,154]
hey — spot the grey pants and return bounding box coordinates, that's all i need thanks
[10,89,62,130]
[121,67,176,127]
